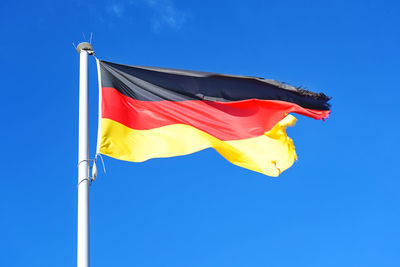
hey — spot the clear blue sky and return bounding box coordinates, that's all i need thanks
[1,0,399,266]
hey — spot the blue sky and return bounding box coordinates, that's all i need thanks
[1,0,399,266]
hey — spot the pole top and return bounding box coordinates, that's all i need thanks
[77,42,93,54]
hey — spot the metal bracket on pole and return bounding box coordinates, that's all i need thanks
[77,159,97,186]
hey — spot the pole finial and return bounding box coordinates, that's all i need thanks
[77,42,93,54]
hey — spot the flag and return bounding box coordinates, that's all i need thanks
[96,60,330,176]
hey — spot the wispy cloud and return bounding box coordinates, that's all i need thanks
[143,0,188,31]
[108,4,124,18]
[95,0,188,32]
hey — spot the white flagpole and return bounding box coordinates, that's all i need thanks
[77,42,93,267]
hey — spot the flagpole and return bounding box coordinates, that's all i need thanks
[77,42,93,267]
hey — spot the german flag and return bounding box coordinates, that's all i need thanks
[96,60,330,176]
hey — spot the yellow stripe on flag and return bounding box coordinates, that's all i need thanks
[99,115,297,176]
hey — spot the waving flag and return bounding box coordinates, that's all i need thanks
[96,60,330,176]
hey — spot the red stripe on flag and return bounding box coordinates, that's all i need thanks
[102,87,330,141]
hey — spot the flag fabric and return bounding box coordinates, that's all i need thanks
[96,60,330,176]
